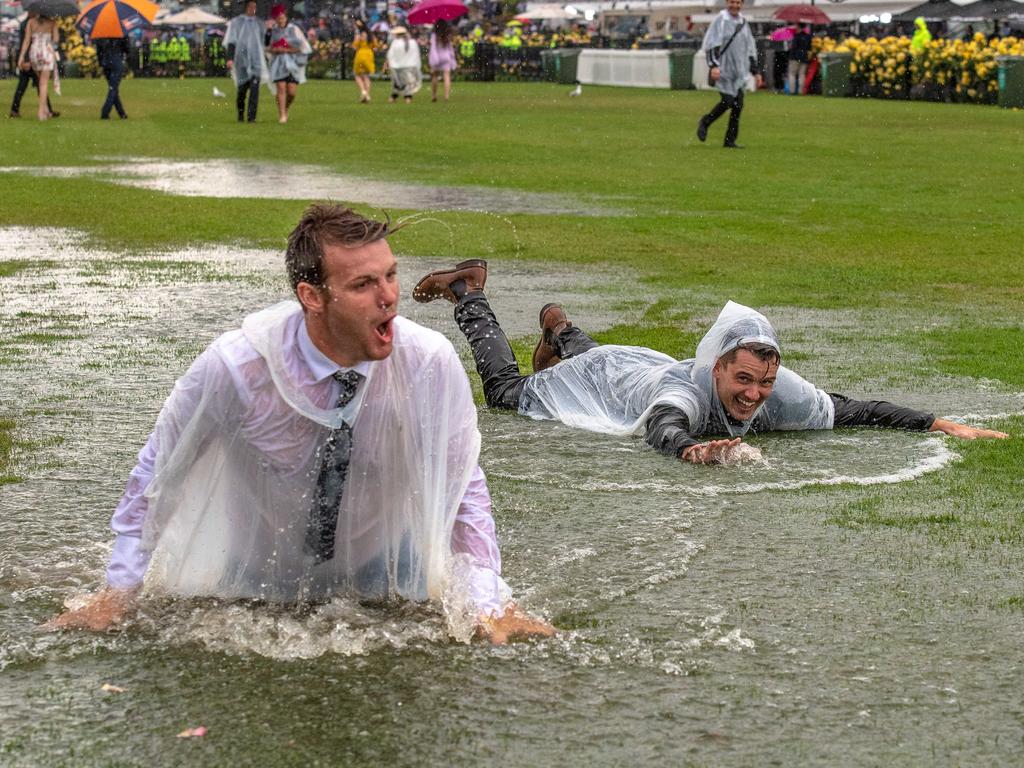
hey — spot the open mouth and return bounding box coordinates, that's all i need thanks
[375,317,394,343]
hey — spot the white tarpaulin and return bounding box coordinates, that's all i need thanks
[577,49,672,88]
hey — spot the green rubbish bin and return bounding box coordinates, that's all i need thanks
[540,49,558,82]
[819,52,852,98]
[668,49,695,90]
[997,55,1024,109]
[553,48,581,84]
[63,61,81,78]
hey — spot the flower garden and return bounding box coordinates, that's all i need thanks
[819,33,1024,104]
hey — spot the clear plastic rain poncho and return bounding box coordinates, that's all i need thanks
[701,9,757,96]
[142,302,481,609]
[223,12,270,87]
[266,22,312,88]
[520,301,834,439]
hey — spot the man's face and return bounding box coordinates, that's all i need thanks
[245,1,257,15]
[726,0,744,17]
[713,348,778,422]
[308,239,399,367]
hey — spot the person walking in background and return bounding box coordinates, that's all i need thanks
[96,36,129,119]
[8,11,57,119]
[225,0,268,122]
[351,18,376,103]
[16,11,59,121]
[266,3,311,124]
[385,26,421,103]
[428,19,456,102]
[696,0,761,149]
[786,24,811,95]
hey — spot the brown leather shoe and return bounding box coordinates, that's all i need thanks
[412,259,487,304]
[532,303,570,372]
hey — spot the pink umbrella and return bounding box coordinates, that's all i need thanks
[770,27,795,41]
[407,0,468,25]
[772,4,831,24]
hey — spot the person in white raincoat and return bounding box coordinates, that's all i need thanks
[696,0,762,148]
[266,3,312,124]
[413,261,1008,465]
[224,0,270,123]
[49,206,555,645]
[385,26,422,103]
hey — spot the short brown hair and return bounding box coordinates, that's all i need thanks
[285,204,398,293]
[719,342,780,367]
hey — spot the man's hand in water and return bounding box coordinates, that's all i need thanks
[478,604,556,645]
[930,419,1009,440]
[681,437,742,464]
[44,587,138,631]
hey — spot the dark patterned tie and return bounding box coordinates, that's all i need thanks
[304,370,362,563]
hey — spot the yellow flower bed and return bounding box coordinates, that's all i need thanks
[818,34,1024,104]
[58,18,101,78]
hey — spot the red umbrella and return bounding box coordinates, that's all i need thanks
[772,4,831,24]
[407,0,468,25]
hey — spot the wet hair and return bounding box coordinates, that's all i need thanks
[434,19,451,45]
[718,342,780,367]
[286,204,399,293]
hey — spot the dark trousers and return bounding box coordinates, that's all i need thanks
[10,68,53,115]
[101,60,127,118]
[237,77,260,122]
[454,293,598,410]
[701,89,744,145]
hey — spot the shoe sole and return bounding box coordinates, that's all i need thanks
[412,258,487,303]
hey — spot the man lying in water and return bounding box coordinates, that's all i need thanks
[47,207,554,644]
[413,261,1008,464]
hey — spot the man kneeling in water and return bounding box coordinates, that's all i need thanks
[414,261,1008,464]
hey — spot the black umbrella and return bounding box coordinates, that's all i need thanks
[24,0,80,16]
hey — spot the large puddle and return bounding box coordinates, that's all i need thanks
[0,157,629,216]
[1,227,1021,765]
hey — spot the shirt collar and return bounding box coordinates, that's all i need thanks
[297,317,372,383]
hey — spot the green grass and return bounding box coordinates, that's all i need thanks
[2,79,1023,317]
[827,416,1024,546]
[922,324,1024,386]
[0,418,20,485]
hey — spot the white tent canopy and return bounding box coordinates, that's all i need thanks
[691,0,920,22]
[156,7,227,25]
[518,3,581,19]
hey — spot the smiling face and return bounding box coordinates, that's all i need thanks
[713,347,778,422]
[726,0,744,17]
[298,239,399,367]
[275,12,287,26]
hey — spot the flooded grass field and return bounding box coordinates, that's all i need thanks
[2,224,1022,766]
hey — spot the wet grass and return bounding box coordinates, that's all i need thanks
[0,418,21,485]
[78,258,236,284]
[921,325,1024,387]
[1,80,1022,318]
[827,416,1024,547]
[0,259,57,277]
